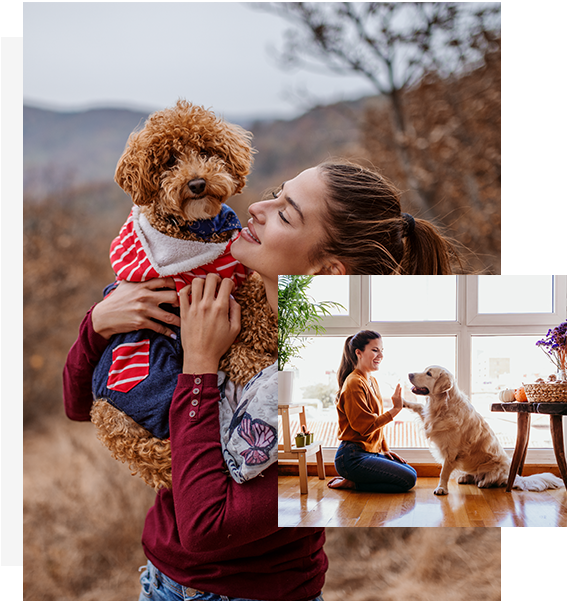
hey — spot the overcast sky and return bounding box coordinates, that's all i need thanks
[22,2,376,120]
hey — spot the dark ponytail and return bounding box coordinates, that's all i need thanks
[336,330,382,399]
[401,217,456,275]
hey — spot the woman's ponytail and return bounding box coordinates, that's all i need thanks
[337,336,358,395]
[401,218,460,275]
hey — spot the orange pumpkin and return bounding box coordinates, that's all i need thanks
[514,387,528,402]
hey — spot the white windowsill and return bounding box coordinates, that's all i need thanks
[319,447,558,465]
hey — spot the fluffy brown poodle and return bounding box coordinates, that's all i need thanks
[90,100,277,490]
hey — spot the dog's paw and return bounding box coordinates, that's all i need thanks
[458,474,475,484]
[433,486,448,495]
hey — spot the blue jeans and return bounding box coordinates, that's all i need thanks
[138,560,324,601]
[334,441,417,493]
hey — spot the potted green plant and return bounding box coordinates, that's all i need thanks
[278,275,344,405]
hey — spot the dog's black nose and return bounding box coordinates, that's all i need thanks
[408,373,414,380]
[188,178,206,195]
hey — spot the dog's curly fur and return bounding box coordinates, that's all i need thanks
[115,99,253,238]
[90,100,276,490]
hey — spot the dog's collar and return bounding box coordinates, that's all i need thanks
[168,204,241,239]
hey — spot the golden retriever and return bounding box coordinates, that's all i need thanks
[404,366,564,495]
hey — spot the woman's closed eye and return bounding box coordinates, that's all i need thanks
[278,210,291,225]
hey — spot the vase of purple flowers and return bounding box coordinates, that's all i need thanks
[536,321,567,382]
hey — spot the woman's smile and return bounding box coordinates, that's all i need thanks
[240,219,261,245]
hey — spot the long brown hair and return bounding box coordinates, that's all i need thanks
[337,330,382,397]
[312,161,461,275]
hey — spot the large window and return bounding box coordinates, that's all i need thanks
[282,276,567,453]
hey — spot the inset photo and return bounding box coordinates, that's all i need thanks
[278,274,567,527]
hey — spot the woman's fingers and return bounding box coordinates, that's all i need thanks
[228,295,242,335]
[186,275,234,312]
[201,273,223,303]
[392,383,403,408]
[178,284,192,316]
[179,276,241,374]
[148,305,181,329]
[189,276,205,304]
[136,317,178,339]
[95,278,182,338]
[217,277,235,309]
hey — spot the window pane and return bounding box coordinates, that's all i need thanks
[283,336,455,449]
[371,276,456,321]
[471,335,558,447]
[478,276,554,314]
[306,275,349,315]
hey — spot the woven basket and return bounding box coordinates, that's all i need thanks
[524,381,567,403]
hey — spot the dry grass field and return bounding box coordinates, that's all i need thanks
[24,416,501,601]
[323,528,500,601]
[24,416,155,601]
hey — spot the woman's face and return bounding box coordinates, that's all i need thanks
[231,167,342,278]
[356,338,384,374]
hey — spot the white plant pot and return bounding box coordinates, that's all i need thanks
[278,369,295,405]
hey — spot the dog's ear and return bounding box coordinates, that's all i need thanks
[433,372,453,394]
[115,135,158,206]
[217,125,254,193]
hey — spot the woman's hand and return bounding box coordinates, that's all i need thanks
[179,274,241,375]
[384,450,408,465]
[389,383,404,417]
[91,278,180,339]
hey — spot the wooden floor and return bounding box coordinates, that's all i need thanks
[278,475,567,527]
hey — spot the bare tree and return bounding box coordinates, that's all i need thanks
[258,2,500,225]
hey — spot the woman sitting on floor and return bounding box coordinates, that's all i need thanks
[328,330,417,493]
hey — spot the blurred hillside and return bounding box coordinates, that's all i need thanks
[23,97,369,224]
[24,105,149,189]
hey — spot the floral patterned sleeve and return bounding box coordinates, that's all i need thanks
[217,362,278,483]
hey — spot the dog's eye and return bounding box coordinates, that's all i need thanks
[427,371,432,376]
[166,155,177,168]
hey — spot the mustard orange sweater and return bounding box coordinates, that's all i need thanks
[336,369,393,453]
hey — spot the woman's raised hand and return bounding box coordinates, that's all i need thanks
[91,278,180,339]
[391,383,404,411]
[179,273,242,375]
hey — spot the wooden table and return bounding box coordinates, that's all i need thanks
[491,401,567,491]
[278,404,325,494]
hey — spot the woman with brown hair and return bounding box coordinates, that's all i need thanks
[232,160,461,277]
[327,330,417,492]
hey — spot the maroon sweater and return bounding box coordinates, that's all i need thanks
[62,309,327,600]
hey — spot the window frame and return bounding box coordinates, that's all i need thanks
[298,275,567,464]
